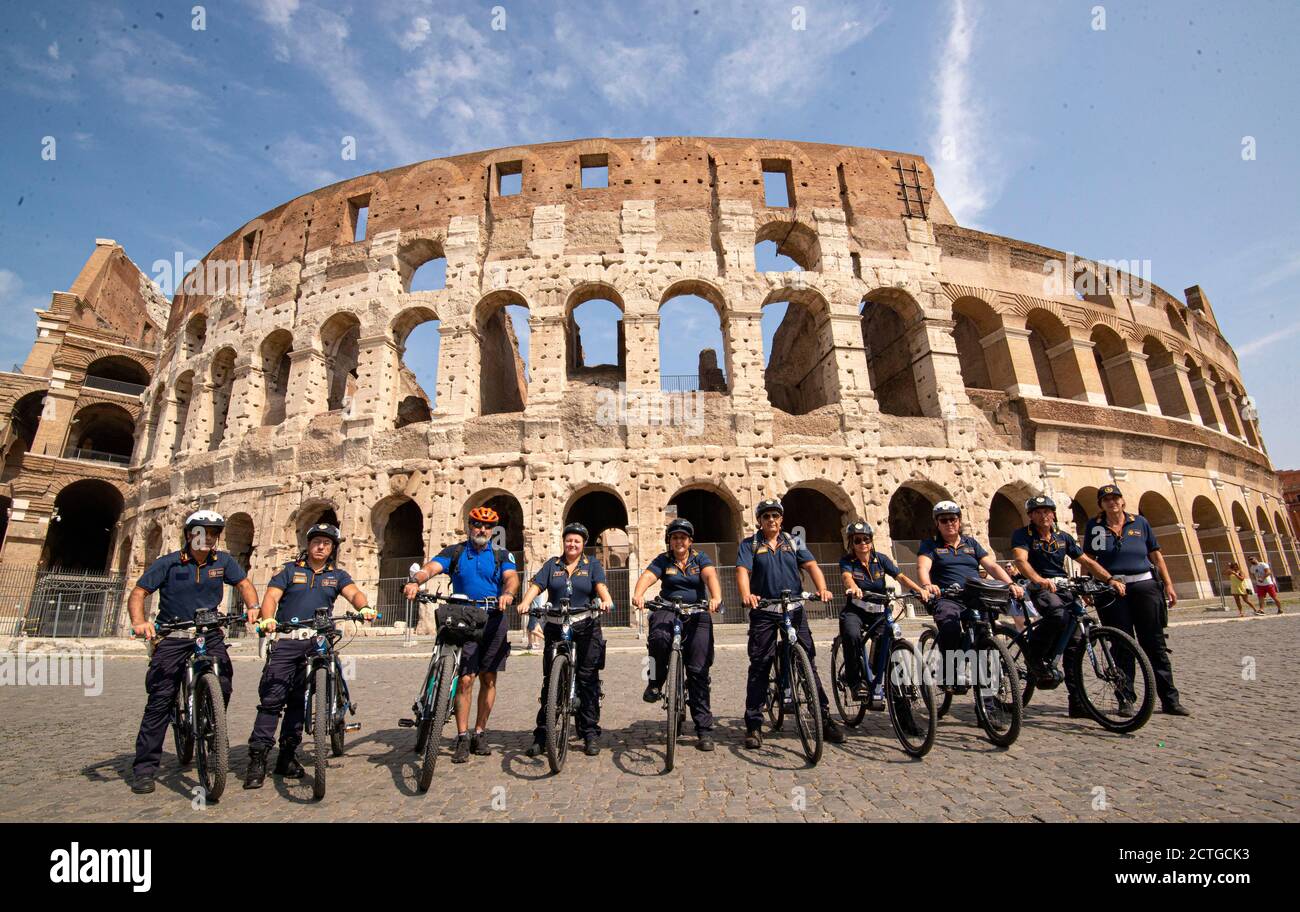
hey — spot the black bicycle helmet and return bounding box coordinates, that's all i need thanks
[305,522,342,549]
[1025,495,1056,514]
[755,498,784,520]
[665,518,695,542]
[562,522,590,544]
[845,521,874,541]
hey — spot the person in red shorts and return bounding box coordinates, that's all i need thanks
[1249,558,1284,614]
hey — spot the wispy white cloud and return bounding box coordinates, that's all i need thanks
[0,269,49,366]
[398,15,432,50]
[1237,319,1300,357]
[929,0,1001,226]
[266,133,343,189]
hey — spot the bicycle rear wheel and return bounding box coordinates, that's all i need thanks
[664,649,682,773]
[973,633,1022,748]
[195,672,228,802]
[789,644,823,765]
[886,639,936,758]
[830,636,867,727]
[546,654,572,774]
[1070,626,1154,733]
[994,622,1036,708]
[917,627,952,719]
[312,666,329,800]
[416,651,455,793]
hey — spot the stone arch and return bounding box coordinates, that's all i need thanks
[67,401,136,462]
[1208,367,1243,437]
[1138,491,1196,598]
[1272,507,1297,576]
[888,480,955,568]
[43,479,125,571]
[372,495,425,580]
[755,220,822,272]
[1089,324,1128,407]
[860,289,926,417]
[398,237,447,292]
[1069,486,1101,540]
[1191,496,1233,583]
[320,311,361,412]
[290,498,340,551]
[463,488,527,557]
[5,390,46,470]
[658,279,731,393]
[391,304,440,428]
[183,312,208,358]
[1184,356,1216,426]
[260,329,293,427]
[782,482,853,562]
[1230,501,1257,562]
[762,286,837,415]
[1025,308,1080,400]
[224,511,255,573]
[170,370,195,457]
[475,290,530,416]
[1255,505,1287,579]
[989,483,1034,560]
[666,481,745,563]
[85,354,150,389]
[144,521,164,567]
[562,485,630,562]
[1166,304,1189,336]
[208,346,238,450]
[565,283,625,381]
[950,295,1002,391]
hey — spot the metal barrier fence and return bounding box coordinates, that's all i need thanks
[0,567,129,638]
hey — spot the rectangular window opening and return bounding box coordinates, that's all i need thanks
[495,160,523,197]
[348,194,371,244]
[761,159,794,208]
[580,154,609,189]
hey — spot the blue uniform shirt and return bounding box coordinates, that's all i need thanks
[917,534,988,588]
[532,555,606,608]
[647,549,713,602]
[838,551,900,594]
[1082,513,1159,575]
[431,541,517,601]
[267,560,355,623]
[136,549,247,624]
[736,532,815,599]
[1010,525,1083,579]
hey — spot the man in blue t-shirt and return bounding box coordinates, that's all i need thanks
[736,498,844,748]
[404,505,520,762]
[126,510,259,794]
[242,522,374,790]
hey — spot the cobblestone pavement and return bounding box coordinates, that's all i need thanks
[1,614,1297,822]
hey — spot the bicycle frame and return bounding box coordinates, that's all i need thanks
[854,598,902,695]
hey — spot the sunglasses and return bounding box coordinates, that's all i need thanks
[760,513,782,521]
[937,516,960,524]
[851,537,873,545]
[469,520,492,529]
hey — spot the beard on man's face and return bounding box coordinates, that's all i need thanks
[471,532,491,547]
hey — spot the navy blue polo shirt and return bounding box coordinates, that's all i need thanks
[838,551,900,594]
[1083,513,1159,575]
[532,555,606,608]
[736,532,815,599]
[917,535,988,588]
[1010,525,1083,579]
[267,560,355,624]
[647,549,714,602]
[136,549,247,624]
[431,541,516,601]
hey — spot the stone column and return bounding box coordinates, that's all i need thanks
[1101,347,1160,412]
[1150,360,1196,420]
[31,388,77,457]
[434,321,476,418]
[180,382,214,455]
[981,324,1037,397]
[909,316,971,419]
[285,348,328,419]
[353,333,401,426]
[1048,335,1108,405]
[524,311,566,408]
[1190,376,1225,430]
[227,363,263,438]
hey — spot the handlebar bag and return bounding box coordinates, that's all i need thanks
[962,578,1011,614]
[435,603,489,645]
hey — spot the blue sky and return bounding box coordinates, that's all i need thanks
[2,0,1297,463]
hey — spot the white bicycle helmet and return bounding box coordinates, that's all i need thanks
[184,509,226,532]
[932,500,962,518]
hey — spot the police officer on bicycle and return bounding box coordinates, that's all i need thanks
[915,500,1023,689]
[839,521,926,705]
[126,510,259,794]
[1010,495,1122,718]
[1082,485,1189,716]
[515,522,613,758]
[403,505,520,763]
[737,498,844,748]
[631,518,723,752]
[243,522,374,789]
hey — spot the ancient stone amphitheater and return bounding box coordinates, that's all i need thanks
[3,137,1294,631]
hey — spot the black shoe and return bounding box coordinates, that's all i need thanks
[823,716,845,744]
[525,739,546,758]
[1116,699,1137,718]
[696,732,715,752]
[583,735,600,756]
[131,774,155,794]
[243,748,269,790]
[470,732,491,756]
[1162,702,1191,717]
[850,683,871,700]
[452,735,470,763]
[744,729,763,749]
[1068,702,1088,718]
[642,683,661,703]
[273,749,304,779]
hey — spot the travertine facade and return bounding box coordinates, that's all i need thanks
[4,138,1296,619]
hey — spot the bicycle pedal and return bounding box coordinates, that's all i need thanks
[397,718,416,728]
[344,723,362,732]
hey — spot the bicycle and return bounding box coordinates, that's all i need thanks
[528,599,602,774]
[398,593,492,792]
[262,608,372,800]
[755,590,823,765]
[830,590,936,758]
[994,576,1155,733]
[148,608,245,802]
[644,595,711,772]
[917,582,1023,748]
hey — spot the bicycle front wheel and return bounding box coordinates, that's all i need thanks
[664,649,681,773]
[973,633,1022,748]
[312,666,329,800]
[764,657,785,731]
[195,672,228,802]
[546,653,572,774]
[887,639,936,758]
[917,627,952,719]
[417,651,456,793]
[830,636,867,727]
[1070,625,1155,733]
[789,643,823,765]
[994,622,1036,708]
[173,688,194,765]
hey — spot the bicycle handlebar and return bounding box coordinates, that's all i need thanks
[151,611,245,635]
[645,597,711,614]
[415,592,500,610]
[266,610,379,632]
[754,590,814,610]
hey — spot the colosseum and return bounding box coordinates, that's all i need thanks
[1,136,1294,634]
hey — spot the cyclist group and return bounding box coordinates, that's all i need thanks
[126,481,1190,796]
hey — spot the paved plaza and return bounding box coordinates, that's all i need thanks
[1,612,1297,822]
